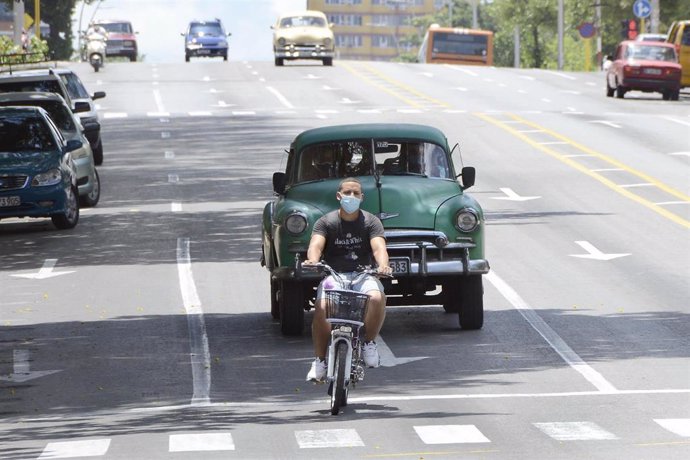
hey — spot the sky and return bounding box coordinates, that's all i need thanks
[72,0,307,62]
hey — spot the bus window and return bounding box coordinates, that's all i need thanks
[417,26,494,66]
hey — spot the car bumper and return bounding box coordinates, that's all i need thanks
[275,47,334,59]
[73,157,95,196]
[186,47,227,57]
[0,185,69,219]
[621,77,680,91]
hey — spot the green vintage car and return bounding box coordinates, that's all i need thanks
[261,123,490,335]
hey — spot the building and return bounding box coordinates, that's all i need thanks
[307,0,445,61]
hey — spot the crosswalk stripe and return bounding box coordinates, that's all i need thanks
[533,422,618,441]
[169,433,235,452]
[654,419,690,437]
[39,439,111,458]
[295,429,364,448]
[414,425,491,444]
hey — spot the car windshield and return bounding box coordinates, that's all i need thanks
[296,139,450,183]
[624,44,677,62]
[0,79,65,96]
[0,101,75,132]
[280,16,326,28]
[0,115,56,152]
[59,73,90,99]
[98,22,132,34]
[190,23,223,36]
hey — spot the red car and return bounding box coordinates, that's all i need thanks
[606,40,681,100]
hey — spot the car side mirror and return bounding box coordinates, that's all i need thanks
[461,166,475,189]
[227,32,232,37]
[73,101,90,113]
[180,32,185,36]
[65,139,83,152]
[273,172,286,194]
[92,91,106,100]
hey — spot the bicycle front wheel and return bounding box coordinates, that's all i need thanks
[330,341,348,415]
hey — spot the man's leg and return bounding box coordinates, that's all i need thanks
[363,289,386,342]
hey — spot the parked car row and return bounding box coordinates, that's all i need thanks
[0,63,106,230]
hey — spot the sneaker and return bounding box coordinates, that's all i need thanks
[306,358,327,382]
[362,341,380,368]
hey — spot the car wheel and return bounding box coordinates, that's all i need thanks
[278,280,304,335]
[270,277,280,320]
[129,55,136,62]
[670,90,680,101]
[223,53,228,61]
[185,54,190,62]
[52,185,79,230]
[79,169,100,208]
[92,138,104,166]
[275,57,284,66]
[615,84,626,99]
[459,276,484,330]
[323,57,333,66]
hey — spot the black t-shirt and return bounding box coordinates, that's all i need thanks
[312,210,385,272]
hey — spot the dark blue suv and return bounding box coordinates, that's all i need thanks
[182,19,231,62]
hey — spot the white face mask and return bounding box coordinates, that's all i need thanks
[339,195,361,214]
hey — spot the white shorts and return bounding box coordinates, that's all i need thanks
[316,273,384,301]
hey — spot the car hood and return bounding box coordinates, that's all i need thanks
[0,151,59,174]
[285,176,463,229]
[622,58,682,69]
[275,27,332,42]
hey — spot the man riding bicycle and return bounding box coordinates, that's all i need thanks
[304,177,392,382]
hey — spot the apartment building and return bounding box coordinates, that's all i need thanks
[307,0,447,61]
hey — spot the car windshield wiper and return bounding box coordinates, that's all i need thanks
[383,172,428,177]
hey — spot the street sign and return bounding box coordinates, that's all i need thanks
[578,22,595,39]
[633,0,652,19]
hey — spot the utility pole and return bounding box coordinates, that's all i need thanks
[595,1,602,69]
[34,0,40,38]
[651,0,659,33]
[13,0,25,47]
[557,0,564,70]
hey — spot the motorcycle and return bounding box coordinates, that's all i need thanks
[301,262,389,415]
[83,30,107,72]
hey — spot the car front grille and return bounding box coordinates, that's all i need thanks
[385,230,474,263]
[0,175,29,191]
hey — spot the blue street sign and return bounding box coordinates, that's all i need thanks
[633,0,652,19]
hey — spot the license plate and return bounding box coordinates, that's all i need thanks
[0,196,20,207]
[389,258,410,274]
[643,68,662,75]
[197,49,211,55]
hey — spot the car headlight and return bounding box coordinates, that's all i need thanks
[323,37,332,47]
[278,37,286,46]
[219,40,227,47]
[285,212,308,235]
[455,208,479,233]
[32,168,62,187]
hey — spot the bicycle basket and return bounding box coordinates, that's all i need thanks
[324,289,369,323]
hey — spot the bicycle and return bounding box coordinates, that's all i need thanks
[302,262,387,415]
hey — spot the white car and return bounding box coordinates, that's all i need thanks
[271,10,335,66]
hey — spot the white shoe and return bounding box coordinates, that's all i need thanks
[306,358,327,382]
[362,341,380,368]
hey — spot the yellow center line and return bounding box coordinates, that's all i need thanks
[475,112,690,229]
[340,61,450,109]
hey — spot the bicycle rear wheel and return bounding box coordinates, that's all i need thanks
[330,341,348,415]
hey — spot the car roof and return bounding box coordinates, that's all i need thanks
[621,40,675,48]
[0,105,47,117]
[291,123,449,151]
[279,10,328,19]
[92,19,131,24]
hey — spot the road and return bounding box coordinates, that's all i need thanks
[1,59,689,459]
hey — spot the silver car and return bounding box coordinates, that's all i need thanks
[0,92,101,207]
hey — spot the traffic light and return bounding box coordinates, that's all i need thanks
[621,19,638,40]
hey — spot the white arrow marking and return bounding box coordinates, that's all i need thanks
[420,72,433,78]
[570,241,630,261]
[492,188,541,202]
[0,349,61,383]
[11,259,74,279]
[669,152,690,157]
[376,335,427,367]
[590,120,621,129]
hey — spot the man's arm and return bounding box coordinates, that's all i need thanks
[370,236,392,275]
[305,234,327,264]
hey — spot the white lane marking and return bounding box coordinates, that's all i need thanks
[444,65,478,76]
[189,111,213,116]
[169,433,235,452]
[358,109,381,114]
[171,202,182,212]
[655,201,690,206]
[266,86,294,108]
[570,241,631,261]
[538,141,568,145]
[0,349,61,383]
[339,97,360,104]
[376,335,427,367]
[485,271,618,393]
[103,112,127,119]
[659,115,690,127]
[153,89,166,113]
[619,183,654,188]
[11,259,74,279]
[541,98,552,103]
[516,129,544,133]
[39,439,111,458]
[545,70,577,80]
[414,425,490,444]
[654,419,690,437]
[397,109,422,113]
[147,112,170,117]
[176,237,211,406]
[492,187,540,202]
[591,168,623,172]
[534,422,618,441]
[164,150,175,159]
[232,111,256,116]
[295,429,364,448]
[669,151,690,157]
[455,86,468,91]
[161,131,171,139]
[168,174,179,183]
[590,120,622,129]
